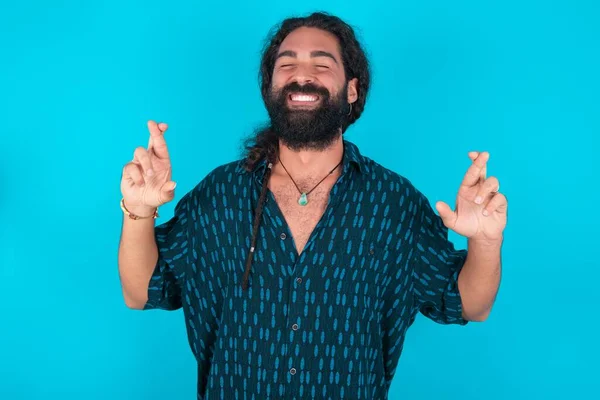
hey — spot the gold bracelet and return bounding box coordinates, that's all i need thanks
[120,198,159,220]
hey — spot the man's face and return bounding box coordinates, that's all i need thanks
[266,27,358,151]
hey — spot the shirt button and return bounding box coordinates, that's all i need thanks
[369,247,375,255]
[296,277,302,284]
[292,323,299,331]
[290,368,297,375]
[280,233,287,240]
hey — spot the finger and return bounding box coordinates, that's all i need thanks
[482,192,507,217]
[147,122,169,149]
[147,120,170,160]
[461,151,489,188]
[435,201,457,229]
[468,151,487,182]
[133,146,154,176]
[468,152,485,180]
[474,176,500,204]
[158,181,177,204]
[123,162,145,186]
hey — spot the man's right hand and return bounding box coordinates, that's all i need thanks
[120,120,177,216]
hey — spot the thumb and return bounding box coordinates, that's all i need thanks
[158,181,177,203]
[435,201,457,228]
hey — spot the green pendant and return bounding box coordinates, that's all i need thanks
[298,193,308,206]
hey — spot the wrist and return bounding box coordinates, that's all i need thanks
[468,236,503,248]
[121,199,157,219]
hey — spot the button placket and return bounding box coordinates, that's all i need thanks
[287,254,305,382]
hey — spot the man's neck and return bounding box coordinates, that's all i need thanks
[274,135,344,181]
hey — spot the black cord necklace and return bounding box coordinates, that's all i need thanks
[277,154,343,206]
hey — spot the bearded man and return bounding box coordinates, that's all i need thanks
[118,12,507,400]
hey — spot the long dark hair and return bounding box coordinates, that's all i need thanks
[240,12,371,290]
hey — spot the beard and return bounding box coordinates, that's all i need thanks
[265,81,348,151]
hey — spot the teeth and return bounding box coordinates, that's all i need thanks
[290,94,318,102]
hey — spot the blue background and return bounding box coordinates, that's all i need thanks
[1,1,598,399]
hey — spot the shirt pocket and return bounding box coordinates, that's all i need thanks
[327,235,390,305]
[310,237,390,377]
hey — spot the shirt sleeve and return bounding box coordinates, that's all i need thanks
[143,192,192,311]
[411,190,469,325]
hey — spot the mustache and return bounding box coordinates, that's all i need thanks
[278,82,330,99]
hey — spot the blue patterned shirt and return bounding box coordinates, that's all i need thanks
[143,139,468,399]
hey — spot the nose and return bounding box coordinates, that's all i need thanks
[291,64,315,85]
[294,75,314,85]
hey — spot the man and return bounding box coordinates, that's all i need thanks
[118,12,506,400]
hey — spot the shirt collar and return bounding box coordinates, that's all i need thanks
[235,139,367,176]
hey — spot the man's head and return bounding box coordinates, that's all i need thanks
[259,13,371,151]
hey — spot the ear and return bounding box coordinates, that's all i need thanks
[346,78,358,104]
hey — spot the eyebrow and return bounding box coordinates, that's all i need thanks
[276,50,339,64]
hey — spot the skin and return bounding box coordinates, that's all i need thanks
[437,151,507,321]
[118,121,174,309]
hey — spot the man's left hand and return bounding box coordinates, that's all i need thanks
[435,151,508,243]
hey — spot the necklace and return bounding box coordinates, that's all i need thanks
[277,154,343,206]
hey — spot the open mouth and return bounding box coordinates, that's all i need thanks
[287,92,321,106]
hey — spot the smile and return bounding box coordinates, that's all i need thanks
[287,93,321,107]
[289,93,320,102]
